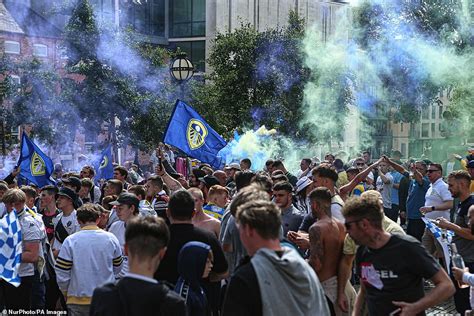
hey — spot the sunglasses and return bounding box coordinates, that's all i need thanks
[427,169,440,173]
[344,218,363,230]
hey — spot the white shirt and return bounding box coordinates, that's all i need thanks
[424,178,453,220]
[52,210,80,251]
[109,220,128,278]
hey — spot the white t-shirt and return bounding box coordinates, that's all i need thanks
[424,178,453,220]
[109,220,128,278]
[52,210,80,251]
[331,194,345,223]
[376,173,394,209]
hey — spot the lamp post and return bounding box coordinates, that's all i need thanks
[170,52,194,82]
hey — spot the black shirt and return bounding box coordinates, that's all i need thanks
[356,234,440,316]
[154,224,228,284]
[222,257,262,316]
[90,277,186,316]
[453,196,474,262]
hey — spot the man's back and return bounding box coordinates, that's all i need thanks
[90,276,185,316]
[309,218,345,282]
[154,223,227,283]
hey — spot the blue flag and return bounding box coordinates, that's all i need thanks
[164,100,227,169]
[0,210,22,287]
[93,144,114,183]
[17,133,54,187]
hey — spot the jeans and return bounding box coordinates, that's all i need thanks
[407,218,425,241]
[68,304,90,316]
[30,269,46,309]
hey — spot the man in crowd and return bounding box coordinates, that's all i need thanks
[308,187,346,315]
[385,157,430,241]
[312,164,345,223]
[224,163,240,190]
[154,190,228,315]
[0,189,42,309]
[79,178,94,204]
[223,199,330,315]
[79,165,100,203]
[298,158,312,179]
[55,203,123,315]
[128,185,156,217]
[375,160,394,221]
[189,187,221,238]
[420,163,453,258]
[343,194,454,316]
[90,217,186,315]
[240,158,252,171]
[435,170,474,314]
[52,187,81,257]
[336,190,404,314]
[273,181,304,236]
[203,184,229,221]
[109,192,141,277]
[113,166,130,190]
[271,160,298,186]
[145,175,169,220]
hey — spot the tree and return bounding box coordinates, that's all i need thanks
[193,11,311,139]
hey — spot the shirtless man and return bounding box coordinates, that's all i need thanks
[308,187,346,315]
[188,188,220,238]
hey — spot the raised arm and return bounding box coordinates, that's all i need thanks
[340,160,380,198]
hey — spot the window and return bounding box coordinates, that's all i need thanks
[90,0,115,22]
[170,41,205,72]
[33,44,48,57]
[431,105,436,119]
[421,107,430,120]
[431,123,436,136]
[4,41,20,54]
[121,0,165,37]
[400,123,404,132]
[421,123,429,138]
[401,143,406,157]
[439,106,443,118]
[170,0,205,37]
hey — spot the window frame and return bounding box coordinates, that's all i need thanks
[33,44,48,57]
[4,40,20,55]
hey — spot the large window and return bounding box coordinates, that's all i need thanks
[121,0,165,37]
[4,41,20,54]
[170,0,205,37]
[33,44,48,57]
[170,41,205,72]
[90,0,115,22]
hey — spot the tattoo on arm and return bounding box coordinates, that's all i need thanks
[309,225,324,272]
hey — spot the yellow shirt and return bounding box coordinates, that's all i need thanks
[343,216,406,255]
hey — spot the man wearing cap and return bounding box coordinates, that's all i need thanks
[295,176,313,214]
[52,187,81,258]
[272,160,298,187]
[224,163,240,191]
[198,175,221,203]
[62,176,83,208]
[108,192,140,278]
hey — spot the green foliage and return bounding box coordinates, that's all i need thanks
[193,11,310,138]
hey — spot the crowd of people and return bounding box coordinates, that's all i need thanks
[1,146,474,316]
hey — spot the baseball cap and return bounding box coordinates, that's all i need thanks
[198,175,220,189]
[110,192,140,209]
[62,176,81,192]
[467,160,474,169]
[295,176,313,194]
[224,163,241,171]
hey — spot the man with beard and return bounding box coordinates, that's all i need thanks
[435,170,474,314]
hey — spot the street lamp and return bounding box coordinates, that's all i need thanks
[170,52,194,82]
